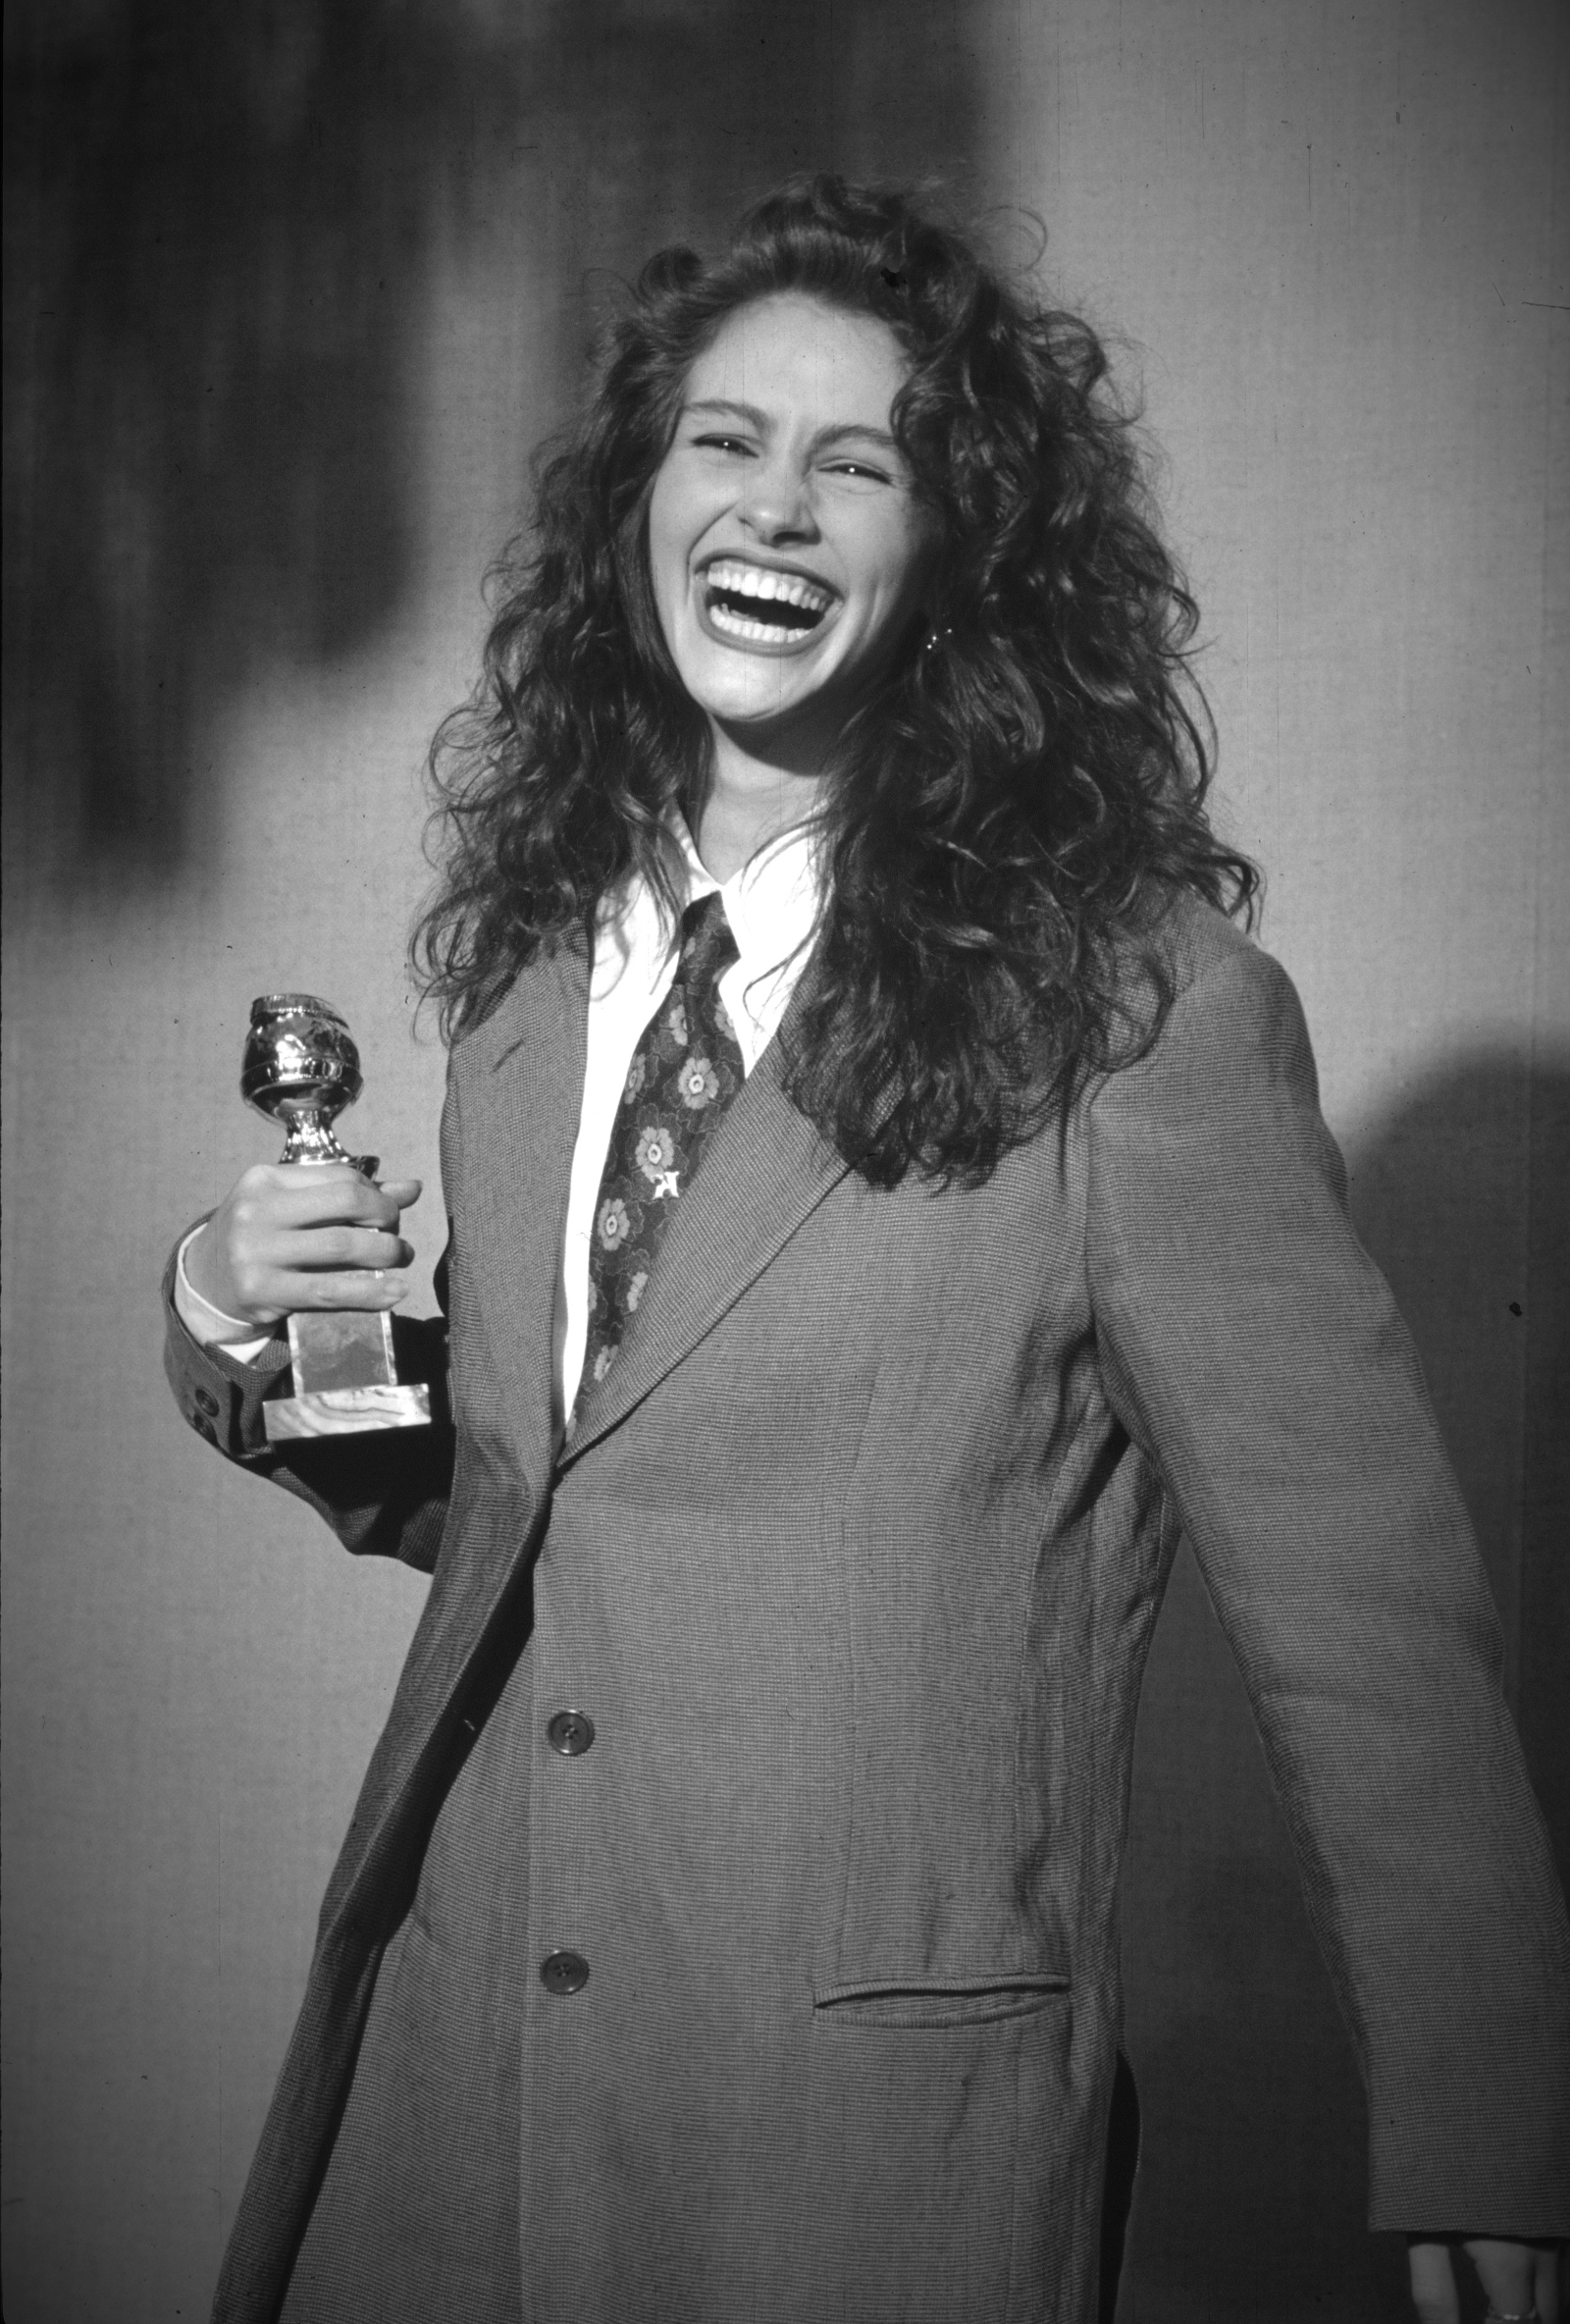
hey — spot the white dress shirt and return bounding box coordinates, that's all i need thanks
[176,819,824,1421]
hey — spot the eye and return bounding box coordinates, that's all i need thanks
[822,456,894,486]
[691,432,756,457]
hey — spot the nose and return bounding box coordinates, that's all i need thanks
[740,449,817,543]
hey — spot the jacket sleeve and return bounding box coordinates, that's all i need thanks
[1085,932,1570,2235]
[162,1230,456,1575]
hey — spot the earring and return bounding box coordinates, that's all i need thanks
[922,626,953,654]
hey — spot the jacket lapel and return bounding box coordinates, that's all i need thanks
[455,926,855,1473]
[321,937,848,1954]
[458,934,590,1489]
[559,999,852,1466]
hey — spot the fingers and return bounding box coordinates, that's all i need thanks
[231,1165,422,1232]
[1408,2242,1460,2324]
[1537,2244,1561,2323]
[1411,2236,1562,2324]
[376,1176,423,1207]
[1467,2237,1560,2322]
[194,1167,426,1326]
[271,1265,410,1312]
[225,1254,410,1329]
[273,1225,414,1274]
[233,1214,415,1306]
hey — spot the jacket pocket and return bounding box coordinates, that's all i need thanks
[811,1969,1071,2030]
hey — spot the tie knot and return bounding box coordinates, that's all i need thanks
[680,890,738,989]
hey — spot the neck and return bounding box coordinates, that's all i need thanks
[693,718,832,882]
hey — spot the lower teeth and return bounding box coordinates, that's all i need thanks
[707,599,820,642]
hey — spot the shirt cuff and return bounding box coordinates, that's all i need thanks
[175,1227,277,1363]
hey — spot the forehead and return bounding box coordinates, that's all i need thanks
[683,292,909,427]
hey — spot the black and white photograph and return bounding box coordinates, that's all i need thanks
[4,4,1567,2320]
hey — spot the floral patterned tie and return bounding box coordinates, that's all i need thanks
[576,891,745,1413]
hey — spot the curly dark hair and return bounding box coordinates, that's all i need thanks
[414,174,1256,1188]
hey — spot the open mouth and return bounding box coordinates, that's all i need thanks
[702,557,835,646]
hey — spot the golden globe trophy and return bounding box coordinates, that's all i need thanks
[241,994,432,1442]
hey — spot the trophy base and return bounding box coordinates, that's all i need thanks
[264,1382,433,1441]
[263,1308,432,1440]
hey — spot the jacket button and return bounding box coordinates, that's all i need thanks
[547,1710,596,1757]
[188,1412,217,1443]
[540,1950,590,1995]
[194,1388,220,1417]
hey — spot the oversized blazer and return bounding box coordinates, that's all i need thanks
[166,892,1570,2324]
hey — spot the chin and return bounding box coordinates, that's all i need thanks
[685,657,817,727]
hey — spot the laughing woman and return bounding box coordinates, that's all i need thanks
[168,179,1567,2324]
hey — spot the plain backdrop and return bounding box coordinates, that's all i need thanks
[4,2,1566,2319]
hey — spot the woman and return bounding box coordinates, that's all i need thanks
[168,178,1566,2324]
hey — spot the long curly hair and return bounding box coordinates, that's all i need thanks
[415,175,1256,1188]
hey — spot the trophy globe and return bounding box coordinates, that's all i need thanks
[241,994,368,1168]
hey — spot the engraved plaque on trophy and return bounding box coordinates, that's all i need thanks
[241,994,432,1442]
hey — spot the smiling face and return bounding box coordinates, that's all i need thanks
[646,292,935,764]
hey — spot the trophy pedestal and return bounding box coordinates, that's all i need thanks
[264,1310,432,1442]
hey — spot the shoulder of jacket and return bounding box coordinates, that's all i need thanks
[1084,891,1303,1129]
[1139,887,1271,1003]
[447,929,591,1082]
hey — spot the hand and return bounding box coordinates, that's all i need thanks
[186,1164,422,1329]
[1409,2236,1560,2323]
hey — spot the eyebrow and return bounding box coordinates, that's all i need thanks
[682,397,901,454]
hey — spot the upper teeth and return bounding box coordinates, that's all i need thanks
[706,560,833,613]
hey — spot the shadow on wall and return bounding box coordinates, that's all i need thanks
[1116,1045,1570,2324]
[2,0,981,890]
[1346,1044,1569,1874]
[3,0,514,878]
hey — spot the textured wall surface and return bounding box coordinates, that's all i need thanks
[4,2,1565,2319]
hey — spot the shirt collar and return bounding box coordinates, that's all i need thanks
[671,814,822,979]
